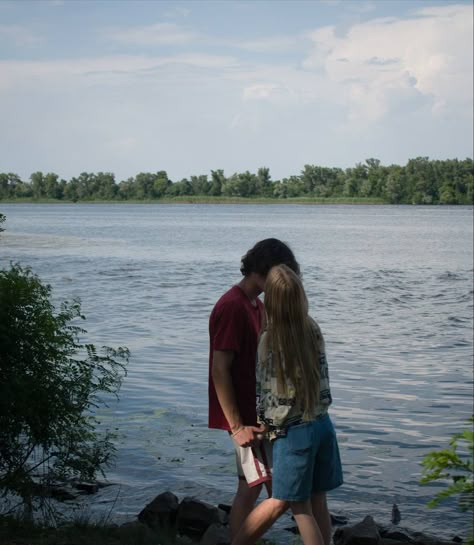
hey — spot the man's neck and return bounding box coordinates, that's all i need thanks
[238,275,262,304]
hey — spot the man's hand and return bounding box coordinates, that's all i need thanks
[231,424,267,447]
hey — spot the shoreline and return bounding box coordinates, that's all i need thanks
[1,197,388,205]
[1,197,471,206]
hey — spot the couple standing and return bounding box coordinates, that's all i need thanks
[208,238,343,545]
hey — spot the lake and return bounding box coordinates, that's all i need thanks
[1,203,473,542]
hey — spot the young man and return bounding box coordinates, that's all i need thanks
[208,238,300,539]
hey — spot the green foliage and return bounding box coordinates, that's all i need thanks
[0,264,129,513]
[0,157,472,203]
[421,418,474,542]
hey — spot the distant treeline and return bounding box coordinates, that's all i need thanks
[1,157,472,204]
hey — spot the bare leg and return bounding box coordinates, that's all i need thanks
[311,492,332,545]
[231,497,288,545]
[229,480,263,539]
[291,500,324,545]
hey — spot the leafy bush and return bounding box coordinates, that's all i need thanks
[0,263,129,515]
[421,417,474,543]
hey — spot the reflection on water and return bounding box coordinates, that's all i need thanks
[1,204,473,542]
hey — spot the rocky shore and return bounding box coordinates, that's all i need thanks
[130,490,465,545]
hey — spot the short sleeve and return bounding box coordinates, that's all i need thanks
[212,300,245,353]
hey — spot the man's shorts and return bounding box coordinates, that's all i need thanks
[231,434,273,488]
[271,414,343,501]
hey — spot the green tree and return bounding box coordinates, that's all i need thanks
[256,167,273,197]
[421,418,474,544]
[209,169,225,196]
[152,171,171,198]
[0,264,129,515]
[0,174,22,200]
[384,166,406,204]
[94,172,117,200]
[343,163,367,197]
[30,172,46,200]
[190,175,209,196]
[44,173,62,200]
[166,179,193,197]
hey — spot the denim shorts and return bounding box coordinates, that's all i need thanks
[271,414,343,501]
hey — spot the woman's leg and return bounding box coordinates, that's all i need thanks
[311,492,332,545]
[291,499,325,545]
[231,497,288,545]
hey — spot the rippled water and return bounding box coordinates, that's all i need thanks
[1,204,473,542]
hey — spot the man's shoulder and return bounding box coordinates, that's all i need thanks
[214,285,244,309]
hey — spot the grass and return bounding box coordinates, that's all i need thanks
[0,196,388,205]
[0,514,170,545]
[0,514,284,545]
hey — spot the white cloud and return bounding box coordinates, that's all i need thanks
[237,35,301,53]
[0,52,239,91]
[303,4,473,123]
[0,3,471,181]
[104,22,199,46]
[243,83,283,101]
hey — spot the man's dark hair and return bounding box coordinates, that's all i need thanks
[240,238,300,277]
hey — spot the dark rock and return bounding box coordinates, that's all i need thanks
[200,523,231,545]
[217,503,231,514]
[334,515,381,545]
[74,482,99,494]
[332,513,350,526]
[138,490,179,530]
[379,527,414,543]
[452,537,462,543]
[177,497,222,538]
[412,535,458,545]
[49,485,77,501]
[380,539,411,545]
[391,504,401,525]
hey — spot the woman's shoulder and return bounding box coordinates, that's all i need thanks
[308,316,322,333]
[308,316,326,347]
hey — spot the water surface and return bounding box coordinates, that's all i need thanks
[1,203,472,542]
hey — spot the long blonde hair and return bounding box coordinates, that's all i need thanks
[262,264,323,420]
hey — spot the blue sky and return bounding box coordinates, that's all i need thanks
[0,0,472,182]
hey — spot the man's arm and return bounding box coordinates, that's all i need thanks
[212,349,263,447]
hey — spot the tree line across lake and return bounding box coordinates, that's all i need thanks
[1,157,472,204]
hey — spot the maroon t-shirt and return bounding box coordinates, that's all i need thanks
[208,285,264,430]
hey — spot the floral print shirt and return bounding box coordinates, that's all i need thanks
[256,327,332,440]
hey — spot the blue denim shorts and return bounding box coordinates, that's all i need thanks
[272,414,343,501]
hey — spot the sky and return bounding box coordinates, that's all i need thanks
[0,0,472,183]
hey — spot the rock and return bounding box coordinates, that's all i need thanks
[177,497,222,538]
[391,504,401,525]
[138,490,179,530]
[412,534,458,545]
[380,527,414,543]
[74,481,99,494]
[332,513,350,526]
[48,485,77,501]
[334,515,381,545]
[200,523,231,545]
[380,539,411,545]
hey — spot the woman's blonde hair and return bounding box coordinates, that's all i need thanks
[262,264,323,420]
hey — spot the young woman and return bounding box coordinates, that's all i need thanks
[231,264,343,545]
